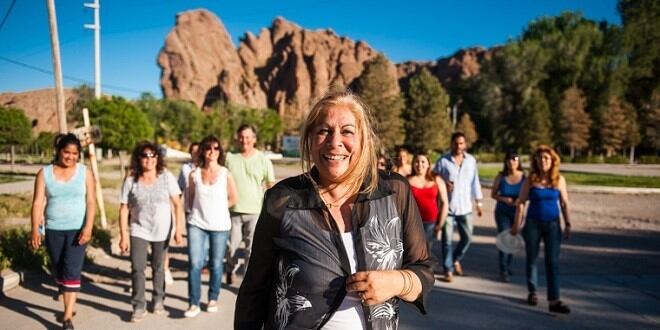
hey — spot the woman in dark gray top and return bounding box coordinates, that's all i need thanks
[235,89,433,329]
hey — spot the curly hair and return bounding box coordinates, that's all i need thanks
[528,145,560,187]
[300,87,379,195]
[197,135,224,168]
[129,141,165,181]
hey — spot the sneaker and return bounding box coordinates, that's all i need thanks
[207,300,218,313]
[153,302,166,315]
[549,300,571,314]
[62,319,74,330]
[130,309,147,323]
[184,305,201,318]
[165,269,174,285]
[500,271,511,283]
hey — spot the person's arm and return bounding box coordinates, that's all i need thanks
[227,172,238,208]
[264,158,276,189]
[29,169,46,250]
[118,177,131,253]
[235,188,279,329]
[170,194,184,245]
[187,171,196,212]
[491,173,502,201]
[346,179,433,311]
[511,179,530,236]
[558,175,571,240]
[434,176,449,234]
[472,160,484,217]
[78,168,97,245]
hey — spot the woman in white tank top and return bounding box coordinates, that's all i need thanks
[184,135,238,318]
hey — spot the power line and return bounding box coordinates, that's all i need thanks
[0,0,16,33]
[0,55,145,95]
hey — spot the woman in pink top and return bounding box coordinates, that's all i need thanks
[408,153,449,244]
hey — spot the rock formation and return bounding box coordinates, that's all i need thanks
[158,10,379,117]
[397,47,492,91]
[0,88,78,134]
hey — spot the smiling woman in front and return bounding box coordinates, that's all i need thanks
[235,89,433,330]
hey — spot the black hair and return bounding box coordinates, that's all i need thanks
[236,124,257,136]
[52,133,82,164]
[451,131,466,143]
[500,150,523,176]
[197,135,224,167]
[188,142,200,154]
[129,141,165,181]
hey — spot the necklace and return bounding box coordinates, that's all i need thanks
[319,189,351,209]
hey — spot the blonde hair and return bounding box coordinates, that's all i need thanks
[529,145,561,187]
[300,88,379,195]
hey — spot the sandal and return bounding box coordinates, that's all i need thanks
[527,293,538,306]
[549,300,571,314]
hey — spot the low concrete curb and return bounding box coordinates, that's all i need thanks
[1,269,23,294]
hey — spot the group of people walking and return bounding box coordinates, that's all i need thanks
[29,88,571,330]
[395,134,572,316]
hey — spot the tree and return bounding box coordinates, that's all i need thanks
[643,89,660,151]
[559,86,592,158]
[353,54,405,151]
[0,106,32,171]
[86,97,154,151]
[402,68,451,153]
[210,102,282,151]
[619,0,660,111]
[456,113,478,148]
[520,89,553,152]
[599,97,629,156]
[33,131,57,158]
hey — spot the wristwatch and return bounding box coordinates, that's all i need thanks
[476,201,483,207]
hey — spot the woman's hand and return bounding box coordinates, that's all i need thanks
[29,230,41,250]
[510,225,520,236]
[433,223,443,240]
[78,227,93,245]
[174,231,183,245]
[563,223,571,240]
[501,196,515,206]
[346,270,401,305]
[119,235,130,253]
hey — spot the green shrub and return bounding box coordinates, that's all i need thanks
[0,227,50,271]
[91,225,112,253]
[639,155,660,164]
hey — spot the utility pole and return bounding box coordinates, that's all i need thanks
[84,0,101,97]
[46,0,67,133]
[84,0,107,229]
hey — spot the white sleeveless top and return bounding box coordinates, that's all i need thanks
[322,232,366,329]
[188,167,231,231]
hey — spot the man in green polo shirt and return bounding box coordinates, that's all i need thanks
[225,124,275,285]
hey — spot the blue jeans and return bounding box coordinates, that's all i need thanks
[523,218,561,301]
[423,223,436,242]
[187,224,230,306]
[441,213,473,273]
[494,211,514,273]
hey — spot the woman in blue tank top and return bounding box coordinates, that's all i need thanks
[490,150,524,282]
[29,133,96,329]
[511,145,571,314]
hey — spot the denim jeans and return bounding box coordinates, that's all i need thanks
[423,223,436,242]
[523,218,561,301]
[187,224,230,306]
[227,213,259,272]
[130,236,168,311]
[441,213,473,273]
[494,211,514,273]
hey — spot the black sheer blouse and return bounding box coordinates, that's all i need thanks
[235,168,434,330]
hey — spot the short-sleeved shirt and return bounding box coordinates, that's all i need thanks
[225,151,275,214]
[120,170,181,242]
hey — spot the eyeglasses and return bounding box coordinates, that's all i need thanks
[507,156,519,161]
[206,145,221,152]
[140,152,158,159]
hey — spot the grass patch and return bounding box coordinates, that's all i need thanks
[0,193,32,219]
[478,166,660,188]
[0,175,31,184]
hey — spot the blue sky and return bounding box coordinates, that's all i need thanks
[0,0,620,99]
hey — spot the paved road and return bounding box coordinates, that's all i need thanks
[2,191,659,329]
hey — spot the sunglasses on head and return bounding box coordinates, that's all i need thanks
[206,145,221,151]
[140,152,158,159]
[508,156,519,161]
